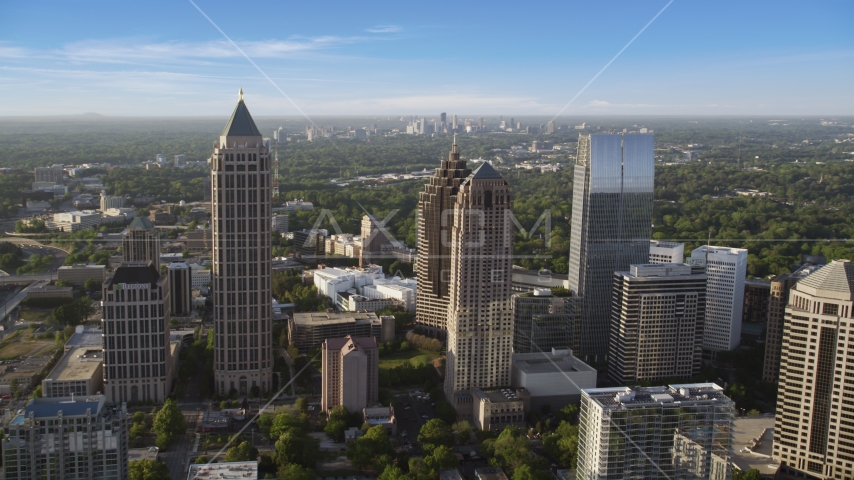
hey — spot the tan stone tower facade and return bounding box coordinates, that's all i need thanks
[122,216,160,270]
[444,162,514,401]
[772,260,854,480]
[211,89,273,396]
[416,143,471,337]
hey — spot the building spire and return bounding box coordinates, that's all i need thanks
[451,134,458,154]
[238,87,244,103]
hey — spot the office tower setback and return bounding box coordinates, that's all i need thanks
[577,384,734,480]
[122,216,160,270]
[511,289,578,354]
[416,143,472,336]
[321,336,378,413]
[167,261,191,317]
[2,396,129,479]
[649,240,684,264]
[689,246,748,352]
[609,263,706,385]
[211,89,273,396]
[762,258,825,382]
[567,133,654,361]
[101,263,171,404]
[772,260,854,480]
[360,214,392,266]
[444,162,514,402]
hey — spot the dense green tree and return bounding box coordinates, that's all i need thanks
[277,463,316,480]
[418,419,453,454]
[225,440,259,462]
[128,459,170,480]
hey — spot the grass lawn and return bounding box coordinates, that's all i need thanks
[0,342,42,360]
[379,349,441,370]
[19,308,53,322]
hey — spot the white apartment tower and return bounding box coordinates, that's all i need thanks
[649,240,684,264]
[211,89,273,396]
[445,162,515,403]
[122,216,160,270]
[577,384,734,480]
[690,245,748,352]
[2,396,129,479]
[101,263,171,404]
[772,260,854,480]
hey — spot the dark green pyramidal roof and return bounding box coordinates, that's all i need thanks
[470,162,503,180]
[128,216,154,229]
[221,88,262,137]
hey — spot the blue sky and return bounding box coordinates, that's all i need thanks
[1,0,852,116]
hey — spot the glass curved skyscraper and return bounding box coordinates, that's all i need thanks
[567,133,654,362]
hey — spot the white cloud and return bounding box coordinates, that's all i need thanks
[49,36,371,65]
[366,25,402,33]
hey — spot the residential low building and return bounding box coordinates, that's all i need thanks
[186,461,258,480]
[363,405,396,435]
[41,346,104,398]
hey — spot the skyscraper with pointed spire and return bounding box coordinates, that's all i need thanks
[211,89,273,396]
[444,162,514,401]
[416,142,472,337]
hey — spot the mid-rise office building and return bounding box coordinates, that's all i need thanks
[416,142,471,337]
[743,279,771,324]
[211,89,273,396]
[41,346,104,398]
[567,133,654,361]
[99,192,124,211]
[445,162,515,405]
[577,384,734,480]
[649,240,684,264]
[609,263,706,385]
[34,164,64,184]
[288,311,394,351]
[321,336,378,413]
[772,260,854,480]
[167,261,192,317]
[101,262,172,404]
[510,348,596,411]
[58,263,106,286]
[271,213,288,234]
[511,289,578,354]
[122,216,160,270]
[689,246,748,352]
[293,229,326,258]
[2,395,129,479]
[762,257,825,382]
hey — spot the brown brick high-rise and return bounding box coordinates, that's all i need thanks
[416,142,471,337]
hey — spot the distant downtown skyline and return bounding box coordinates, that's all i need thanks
[1,1,851,116]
